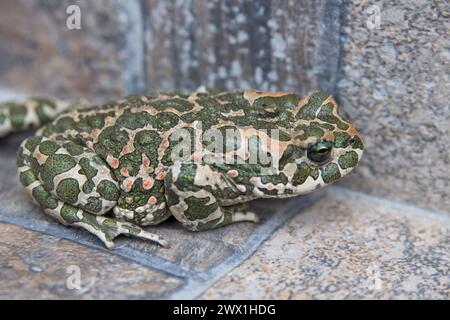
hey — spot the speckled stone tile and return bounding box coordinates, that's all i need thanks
[0,0,144,101]
[336,0,450,212]
[0,223,183,299]
[201,187,450,299]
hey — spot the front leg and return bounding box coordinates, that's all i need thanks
[164,162,258,231]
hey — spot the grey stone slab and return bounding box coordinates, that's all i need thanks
[336,0,450,213]
[202,187,450,300]
[0,223,183,299]
[0,132,321,298]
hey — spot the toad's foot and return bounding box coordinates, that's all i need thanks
[75,213,170,249]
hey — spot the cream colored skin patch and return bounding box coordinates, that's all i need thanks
[9,88,363,249]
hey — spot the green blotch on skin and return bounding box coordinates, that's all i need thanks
[19,169,37,187]
[121,223,141,235]
[292,162,311,185]
[76,113,106,132]
[24,136,42,152]
[334,132,351,148]
[321,163,341,184]
[134,130,161,158]
[352,135,364,150]
[82,180,95,193]
[97,180,119,201]
[79,158,98,180]
[152,98,194,112]
[61,204,104,232]
[317,103,349,130]
[101,218,118,233]
[123,94,153,104]
[180,112,198,124]
[40,154,77,191]
[60,204,79,224]
[296,125,324,140]
[253,94,300,111]
[184,196,218,221]
[86,114,105,128]
[84,197,102,213]
[217,91,246,104]
[261,173,288,186]
[132,192,146,206]
[152,112,181,131]
[32,185,58,209]
[338,151,359,169]
[116,111,154,130]
[95,126,129,158]
[64,142,84,156]
[39,140,60,156]
[54,116,76,132]
[8,104,27,128]
[296,91,329,120]
[56,178,80,204]
[196,96,222,111]
[318,122,335,131]
[28,157,40,176]
[119,152,142,177]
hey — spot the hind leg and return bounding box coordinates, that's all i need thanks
[164,163,259,231]
[17,136,168,249]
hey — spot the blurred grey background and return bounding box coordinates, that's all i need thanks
[1,0,448,213]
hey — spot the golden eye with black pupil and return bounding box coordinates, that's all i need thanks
[307,141,332,163]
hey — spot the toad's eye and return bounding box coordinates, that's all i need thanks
[307,141,332,164]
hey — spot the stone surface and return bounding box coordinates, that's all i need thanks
[201,187,450,299]
[0,0,145,101]
[0,223,183,299]
[144,0,341,94]
[336,0,450,213]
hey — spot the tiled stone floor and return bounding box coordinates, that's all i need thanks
[202,189,449,299]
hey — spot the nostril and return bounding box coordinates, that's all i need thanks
[349,137,356,145]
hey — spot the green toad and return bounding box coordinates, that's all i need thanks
[0,88,364,249]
